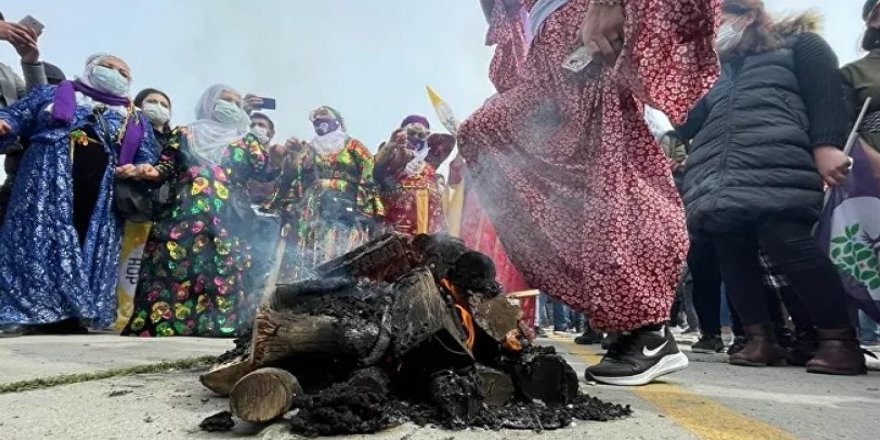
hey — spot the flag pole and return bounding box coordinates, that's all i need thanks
[822,97,872,208]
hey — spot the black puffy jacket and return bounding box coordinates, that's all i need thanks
[677,29,847,235]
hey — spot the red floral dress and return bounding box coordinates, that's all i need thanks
[457,0,719,331]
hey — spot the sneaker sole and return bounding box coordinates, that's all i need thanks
[589,352,689,387]
[691,347,724,354]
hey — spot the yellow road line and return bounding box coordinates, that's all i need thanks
[556,337,796,440]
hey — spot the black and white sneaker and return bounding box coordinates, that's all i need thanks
[585,325,688,386]
[692,334,725,354]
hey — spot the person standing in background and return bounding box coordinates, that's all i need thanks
[263,106,384,283]
[375,115,455,236]
[134,88,173,152]
[0,53,157,335]
[123,85,285,337]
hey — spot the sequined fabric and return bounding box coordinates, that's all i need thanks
[123,129,274,337]
[0,85,157,328]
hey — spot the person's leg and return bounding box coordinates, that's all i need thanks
[757,217,866,375]
[552,300,571,332]
[683,275,701,331]
[714,229,787,365]
[688,239,722,336]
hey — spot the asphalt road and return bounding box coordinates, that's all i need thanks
[0,333,877,440]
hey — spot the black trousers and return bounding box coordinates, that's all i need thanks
[688,238,724,336]
[714,217,850,330]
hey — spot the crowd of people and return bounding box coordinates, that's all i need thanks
[0,0,878,387]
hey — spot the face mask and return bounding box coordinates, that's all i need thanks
[716,20,745,54]
[313,118,341,136]
[213,99,249,126]
[91,65,130,96]
[249,126,271,144]
[142,102,171,126]
[407,136,427,151]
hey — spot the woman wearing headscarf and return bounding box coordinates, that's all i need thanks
[123,84,284,337]
[0,53,157,334]
[458,0,719,385]
[134,88,173,152]
[263,106,383,283]
[677,1,865,375]
[375,115,454,236]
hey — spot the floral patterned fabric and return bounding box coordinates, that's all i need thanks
[265,138,384,283]
[457,0,720,331]
[123,128,275,337]
[0,85,157,328]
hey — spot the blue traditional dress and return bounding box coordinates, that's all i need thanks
[0,85,157,328]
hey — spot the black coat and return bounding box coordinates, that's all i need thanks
[677,46,824,235]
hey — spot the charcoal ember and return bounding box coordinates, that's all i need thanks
[410,233,469,280]
[314,233,412,282]
[199,411,235,432]
[388,268,472,370]
[216,329,253,364]
[288,383,406,437]
[428,370,483,427]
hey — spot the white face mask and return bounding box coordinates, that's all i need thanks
[716,20,746,54]
[249,126,271,144]
[212,99,249,127]
[90,65,131,97]
[142,102,171,126]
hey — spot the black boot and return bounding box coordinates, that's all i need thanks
[575,329,603,345]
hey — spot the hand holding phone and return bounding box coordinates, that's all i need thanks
[19,15,44,37]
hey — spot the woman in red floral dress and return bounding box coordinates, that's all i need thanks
[458,0,720,385]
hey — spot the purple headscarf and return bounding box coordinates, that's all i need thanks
[52,77,146,166]
[401,115,430,129]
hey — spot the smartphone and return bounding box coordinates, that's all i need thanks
[562,46,594,73]
[19,15,45,36]
[256,97,276,110]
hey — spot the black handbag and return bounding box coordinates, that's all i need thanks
[93,109,175,222]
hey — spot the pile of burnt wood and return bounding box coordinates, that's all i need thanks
[200,233,629,436]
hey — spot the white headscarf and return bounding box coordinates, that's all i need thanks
[46,53,132,117]
[186,84,249,166]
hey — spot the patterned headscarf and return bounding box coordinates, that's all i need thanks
[309,106,349,156]
[309,105,346,130]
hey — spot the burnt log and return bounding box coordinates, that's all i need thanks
[475,364,515,408]
[505,350,579,405]
[229,368,303,423]
[200,354,256,396]
[251,309,379,367]
[429,370,482,425]
[471,294,521,343]
[388,268,472,371]
[315,233,412,282]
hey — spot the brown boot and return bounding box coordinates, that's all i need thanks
[805,328,867,376]
[729,323,788,367]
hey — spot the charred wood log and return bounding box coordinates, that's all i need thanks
[504,350,579,405]
[315,233,412,282]
[229,368,303,423]
[428,370,482,425]
[470,294,521,343]
[251,309,379,367]
[410,234,469,280]
[474,364,515,408]
[271,277,358,310]
[388,268,472,371]
[200,354,256,397]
